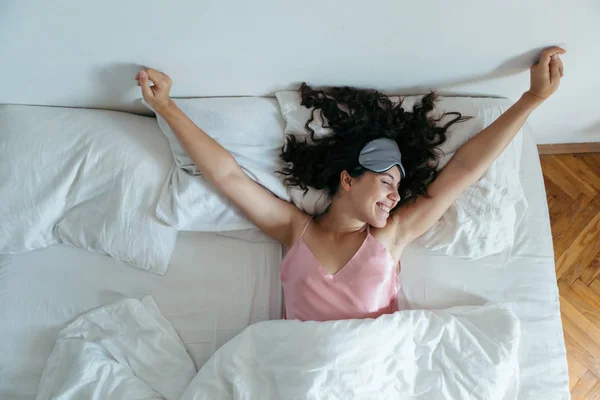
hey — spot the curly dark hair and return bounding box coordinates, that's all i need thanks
[278,83,471,209]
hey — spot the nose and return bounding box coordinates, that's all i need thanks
[388,190,401,203]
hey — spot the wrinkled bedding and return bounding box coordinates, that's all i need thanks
[37,297,520,400]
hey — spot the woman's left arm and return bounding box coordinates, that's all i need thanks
[392,46,565,246]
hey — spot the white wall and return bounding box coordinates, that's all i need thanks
[1,0,599,144]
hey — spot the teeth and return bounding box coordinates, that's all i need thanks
[378,203,390,213]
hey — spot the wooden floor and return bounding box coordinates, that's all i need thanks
[540,152,600,399]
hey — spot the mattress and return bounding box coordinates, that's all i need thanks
[0,129,568,399]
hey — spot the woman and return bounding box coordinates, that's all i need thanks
[136,47,564,322]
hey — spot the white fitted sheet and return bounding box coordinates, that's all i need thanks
[0,130,567,399]
[0,233,283,399]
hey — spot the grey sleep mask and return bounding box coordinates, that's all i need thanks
[358,137,406,178]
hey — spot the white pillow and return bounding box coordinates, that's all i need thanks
[275,91,528,259]
[0,105,178,274]
[143,97,290,231]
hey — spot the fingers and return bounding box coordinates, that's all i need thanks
[557,56,564,77]
[144,68,172,86]
[550,56,561,82]
[142,68,162,84]
[539,46,567,66]
[135,67,165,80]
[138,70,154,99]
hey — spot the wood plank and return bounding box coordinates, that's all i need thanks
[546,191,555,207]
[571,279,600,310]
[544,155,598,199]
[569,374,580,391]
[544,180,577,221]
[559,226,600,284]
[556,209,600,282]
[538,142,600,155]
[581,255,600,287]
[547,192,575,230]
[542,172,568,198]
[585,379,600,400]
[555,154,600,193]
[541,157,591,200]
[547,195,557,219]
[560,314,600,373]
[547,191,596,231]
[564,331,600,379]
[561,312,600,397]
[591,278,600,298]
[576,153,600,178]
[560,298,600,348]
[572,371,600,400]
[548,194,596,261]
[559,280,600,327]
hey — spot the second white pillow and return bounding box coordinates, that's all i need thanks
[144,97,290,231]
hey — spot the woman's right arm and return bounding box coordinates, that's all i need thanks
[137,68,306,247]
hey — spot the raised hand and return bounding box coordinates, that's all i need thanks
[527,46,566,101]
[135,68,174,113]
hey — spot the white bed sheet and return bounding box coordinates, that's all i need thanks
[0,130,567,399]
[0,233,283,399]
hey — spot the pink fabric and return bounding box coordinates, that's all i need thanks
[281,218,400,322]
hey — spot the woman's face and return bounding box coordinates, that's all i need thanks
[348,167,402,228]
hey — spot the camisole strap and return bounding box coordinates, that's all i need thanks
[300,216,313,239]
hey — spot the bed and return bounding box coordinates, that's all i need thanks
[0,120,568,399]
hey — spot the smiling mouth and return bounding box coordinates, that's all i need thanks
[376,202,391,213]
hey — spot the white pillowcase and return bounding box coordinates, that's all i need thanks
[275,91,528,259]
[0,105,178,274]
[143,97,290,232]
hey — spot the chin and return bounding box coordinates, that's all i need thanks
[370,216,389,229]
[368,207,390,228]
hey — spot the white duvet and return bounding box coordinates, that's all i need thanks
[37,297,520,400]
